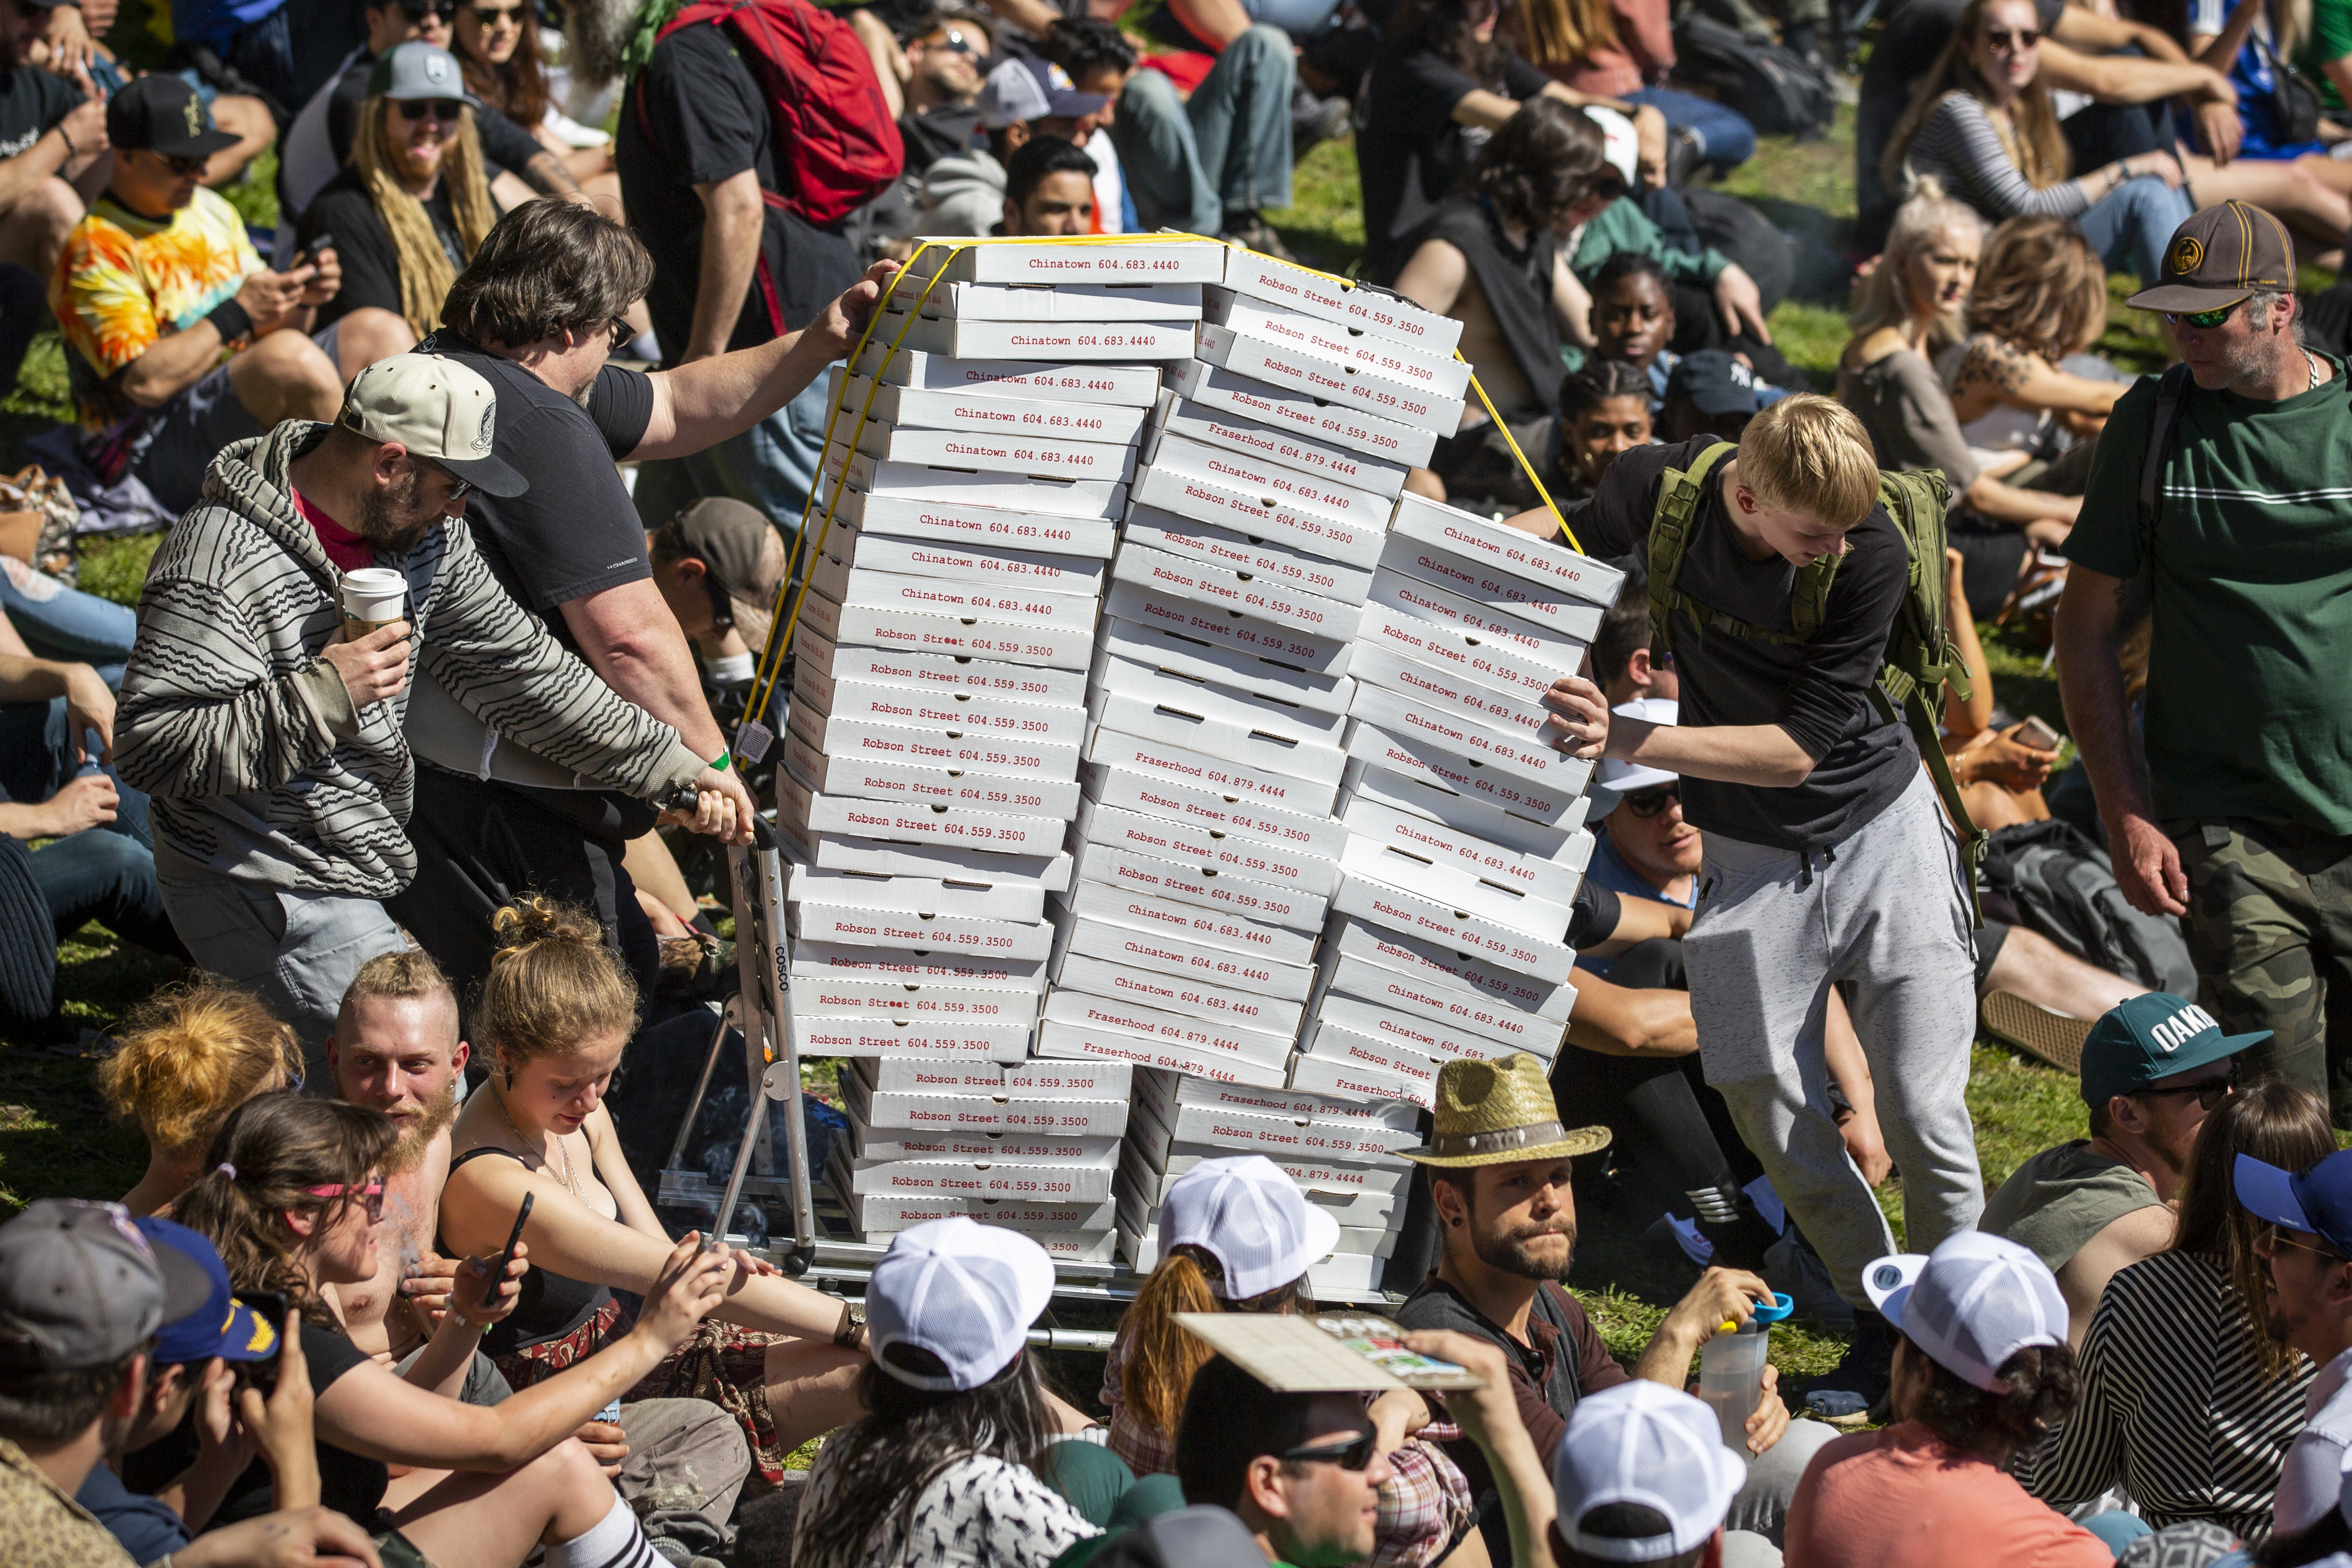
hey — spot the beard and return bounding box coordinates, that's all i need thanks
[1470,1207,1578,1283]
[355,467,438,555]
[561,0,641,91]
[386,1076,460,1173]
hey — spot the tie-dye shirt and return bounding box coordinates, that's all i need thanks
[50,185,262,435]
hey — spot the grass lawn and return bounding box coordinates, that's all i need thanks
[3,99,2102,1394]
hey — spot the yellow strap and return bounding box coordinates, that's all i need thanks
[1457,355,1584,556]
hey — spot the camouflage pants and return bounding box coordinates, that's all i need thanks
[2175,817,2352,1126]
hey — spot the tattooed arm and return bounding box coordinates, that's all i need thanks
[1946,334,2129,425]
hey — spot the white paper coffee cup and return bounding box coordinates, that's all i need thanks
[340,567,407,642]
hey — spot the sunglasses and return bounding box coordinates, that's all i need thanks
[404,1,459,20]
[470,3,525,23]
[1624,783,1682,818]
[1983,25,2039,48]
[922,25,981,53]
[2163,301,2244,329]
[603,315,635,353]
[1281,1432,1378,1471]
[2138,1072,2236,1111]
[391,98,466,123]
[2264,1226,2349,1264]
[305,1178,387,1222]
[150,151,211,177]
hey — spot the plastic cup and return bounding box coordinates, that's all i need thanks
[1696,1291,1794,1450]
[340,567,407,642]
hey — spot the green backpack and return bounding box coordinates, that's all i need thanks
[1645,441,1985,924]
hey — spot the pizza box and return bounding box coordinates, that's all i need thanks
[1389,491,1628,610]
[1378,532,1608,643]
[1101,582,1353,679]
[798,592,1097,670]
[796,830,1072,891]
[1081,761,1350,863]
[1288,1044,1433,1109]
[1350,683,1593,794]
[1367,570,1590,668]
[1092,651,1346,753]
[1331,873,1580,985]
[1054,950,1306,1039]
[850,1156,1117,1202]
[837,414,1139,484]
[1342,796,1588,908]
[1120,505,1376,606]
[843,1185,1121,1233]
[1042,988,1294,1070]
[1165,357,1438,469]
[1339,761,1589,855]
[787,862,1046,923]
[1150,392,1411,499]
[790,1012,1033,1060]
[810,554,1100,635]
[793,625,1088,709]
[1141,1095,1419,1160]
[821,447,1128,520]
[850,342,1165,404]
[1034,1018,1289,1087]
[1156,1146,1412,1209]
[1342,716,1592,821]
[1056,909,1317,1004]
[781,728,1083,819]
[1200,289,1469,399]
[1111,541,1365,645]
[787,704,1081,780]
[1194,321,1462,435]
[795,974,1039,1023]
[1141,429,1390,535]
[1218,248,1463,355]
[853,1125,1123,1167]
[793,901,1054,959]
[783,782,1069,860]
[1072,798,1340,899]
[819,487,1118,558]
[1137,1064,1423,1132]
[857,1225,1118,1262]
[876,310,1197,361]
[1293,1013,1445,1091]
[847,1089,1129,1141]
[852,1055,1132,1097]
[803,526,1106,598]
[1319,946,1566,1055]
[1096,615,1354,716]
[1354,602,1580,708]
[803,674,1087,747]
[788,940,1047,990]
[1066,839,1330,933]
[1347,642,1553,741]
[887,280,1203,321]
[1060,872,1323,966]
[1315,989,1541,1071]
[897,236,1227,286]
[831,371,1153,444]
[1127,466,1386,575]
[1085,724,1339,817]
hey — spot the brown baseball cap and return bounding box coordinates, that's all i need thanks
[2127,200,2297,314]
[662,499,784,650]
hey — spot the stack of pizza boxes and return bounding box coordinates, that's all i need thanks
[1306,491,1629,1159]
[1039,249,1472,1294]
[784,236,1227,1263]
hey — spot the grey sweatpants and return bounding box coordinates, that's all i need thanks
[1685,769,1984,1307]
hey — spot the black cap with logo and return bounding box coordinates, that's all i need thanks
[106,75,240,159]
[2127,200,2297,314]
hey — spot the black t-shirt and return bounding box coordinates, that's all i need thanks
[327,58,546,185]
[1358,42,1551,282]
[1567,876,1619,948]
[1574,438,1918,851]
[0,64,80,159]
[613,22,862,360]
[900,102,982,176]
[416,330,657,651]
[299,166,464,330]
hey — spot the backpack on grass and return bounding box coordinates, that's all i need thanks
[1669,13,1835,139]
[1981,820,2197,994]
[1646,441,1986,922]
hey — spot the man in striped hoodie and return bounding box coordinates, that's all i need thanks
[116,354,749,1058]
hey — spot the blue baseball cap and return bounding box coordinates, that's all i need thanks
[2077,993,2267,1109]
[135,1218,279,1367]
[2235,1148,2352,1256]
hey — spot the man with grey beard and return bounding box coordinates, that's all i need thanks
[1394,1054,1833,1568]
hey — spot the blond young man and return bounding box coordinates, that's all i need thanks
[1545,396,1985,1403]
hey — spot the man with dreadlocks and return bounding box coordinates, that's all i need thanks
[298,42,498,356]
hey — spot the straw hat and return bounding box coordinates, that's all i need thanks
[1400,1054,1612,1168]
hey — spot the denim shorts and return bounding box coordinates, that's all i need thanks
[130,321,340,515]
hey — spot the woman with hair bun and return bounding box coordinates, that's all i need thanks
[101,981,305,1216]
[435,895,869,1485]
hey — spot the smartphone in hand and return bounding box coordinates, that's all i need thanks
[2013,716,2062,751]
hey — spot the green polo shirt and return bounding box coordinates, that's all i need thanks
[2064,354,2352,833]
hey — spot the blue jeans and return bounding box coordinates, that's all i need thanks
[30,826,178,958]
[157,874,406,1060]
[1627,84,1757,169]
[0,566,137,668]
[0,694,149,847]
[1242,0,1342,35]
[2074,174,2195,284]
[632,371,836,548]
[1113,26,1295,235]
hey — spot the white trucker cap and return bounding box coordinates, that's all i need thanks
[1161,1155,1340,1301]
[865,1217,1054,1391]
[339,353,527,497]
[1588,697,1678,817]
[1552,1381,1746,1562]
[1861,1230,2068,1392]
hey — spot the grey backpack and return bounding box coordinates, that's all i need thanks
[1981,819,2196,995]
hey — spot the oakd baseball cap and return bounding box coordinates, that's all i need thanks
[2127,200,2296,314]
[108,75,241,159]
[1664,350,1759,418]
[1552,1382,1746,1562]
[1861,1231,2068,1392]
[341,353,527,497]
[979,57,1109,129]
[2078,992,2266,1109]
[664,498,784,651]
[0,1200,209,1371]
[367,41,476,104]
[1161,1155,1340,1301]
[2235,1148,2352,1256]
[137,1218,278,1368]
[866,1217,1054,1391]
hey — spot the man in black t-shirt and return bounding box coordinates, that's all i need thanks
[0,32,103,286]
[396,198,893,999]
[1552,394,1984,1405]
[615,12,865,541]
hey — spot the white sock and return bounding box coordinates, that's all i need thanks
[545,1493,658,1568]
[707,652,754,684]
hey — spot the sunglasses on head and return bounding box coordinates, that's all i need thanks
[1281,1432,1378,1471]
[1624,782,1681,818]
[2163,300,2245,329]
[1984,24,2039,47]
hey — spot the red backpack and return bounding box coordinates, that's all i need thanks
[638,0,904,228]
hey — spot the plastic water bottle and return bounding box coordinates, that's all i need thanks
[1697,1292,1794,1451]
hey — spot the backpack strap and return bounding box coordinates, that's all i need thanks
[2138,362,2195,578]
[1648,441,1744,656]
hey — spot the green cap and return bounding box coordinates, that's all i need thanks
[2078,992,2268,1108]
